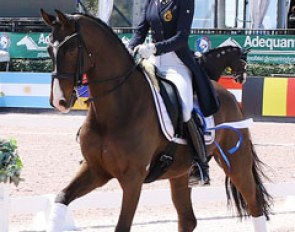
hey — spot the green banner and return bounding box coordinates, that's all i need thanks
[0,32,49,59]
[189,34,295,64]
[119,33,295,64]
[1,32,295,64]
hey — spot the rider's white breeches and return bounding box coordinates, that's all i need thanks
[150,52,193,122]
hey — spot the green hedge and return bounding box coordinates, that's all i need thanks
[247,63,295,76]
[0,59,52,72]
[0,59,294,77]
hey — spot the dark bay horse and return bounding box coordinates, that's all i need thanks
[199,46,248,84]
[41,10,271,232]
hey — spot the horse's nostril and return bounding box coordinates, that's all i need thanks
[59,99,67,107]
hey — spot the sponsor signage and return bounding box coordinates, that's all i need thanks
[0,32,49,59]
[190,34,295,64]
[1,32,295,64]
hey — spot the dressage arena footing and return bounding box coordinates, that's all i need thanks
[1,112,295,231]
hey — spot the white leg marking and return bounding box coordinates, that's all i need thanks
[46,203,67,232]
[252,215,268,232]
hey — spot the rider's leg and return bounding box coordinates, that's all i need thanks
[156,52,210,186]
[186,117,210,186]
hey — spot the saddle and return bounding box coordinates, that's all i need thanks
[140,60,216,183]
[139,59,184,137]
[139,59,193,183]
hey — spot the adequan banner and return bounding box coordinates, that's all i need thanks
[190,34,295,64]
[0,32,49,59]
[118,33,295,64]
[2,32,295,64]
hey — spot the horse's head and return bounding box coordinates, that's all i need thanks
[202,46,249,84]
[226,47,250,84]
[41,9,93,113]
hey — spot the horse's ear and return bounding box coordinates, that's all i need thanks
[55,9,69,25]
[40,9,55,26]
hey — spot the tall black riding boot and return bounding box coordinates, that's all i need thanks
[186,118,210,187]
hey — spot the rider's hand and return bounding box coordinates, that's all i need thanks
[135,43,156,59]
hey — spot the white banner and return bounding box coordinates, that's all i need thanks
[249,0,270,29]
[97,0,114,24]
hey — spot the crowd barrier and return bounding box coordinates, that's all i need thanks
[0,72,295,121]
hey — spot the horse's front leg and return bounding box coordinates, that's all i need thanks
[170,175,197,232]
[47,161,111,232]
[115,169,145,232]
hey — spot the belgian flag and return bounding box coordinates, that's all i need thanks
[263,78,295,117]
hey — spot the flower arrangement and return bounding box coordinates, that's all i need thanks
[0,138,23,186]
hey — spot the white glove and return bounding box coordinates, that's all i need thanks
[136,43,156,59]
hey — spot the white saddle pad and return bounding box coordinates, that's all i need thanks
[144,72,253,145]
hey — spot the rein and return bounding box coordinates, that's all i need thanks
[84,61,140,104]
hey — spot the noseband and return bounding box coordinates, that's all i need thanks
[230,59,247,83]
[49,22,93,87]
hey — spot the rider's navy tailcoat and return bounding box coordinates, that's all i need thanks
[129,0,220,117]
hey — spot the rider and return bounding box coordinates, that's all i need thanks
[128,0,220,186]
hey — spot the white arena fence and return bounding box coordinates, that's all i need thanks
[1,182,295,231]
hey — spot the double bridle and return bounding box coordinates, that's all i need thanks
[49,22,93,87]
[49,21,139,103]
[230,59,247,83]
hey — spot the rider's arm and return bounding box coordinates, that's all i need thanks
[128,0,151,50]
[155,0,194,55]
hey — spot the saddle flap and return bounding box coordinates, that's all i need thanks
[140,59,183,135]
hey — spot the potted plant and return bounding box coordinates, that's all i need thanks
[0,138,23,232]
[0,138,23,186]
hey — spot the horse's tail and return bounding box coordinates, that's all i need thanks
[225,141,272,219]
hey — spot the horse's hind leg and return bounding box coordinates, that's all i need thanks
[219,136,271,232]
[47,161,111,232]
[170,175,196,232]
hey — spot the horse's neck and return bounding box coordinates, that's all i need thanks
[87,63,152,127]
[81,18,153,128]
